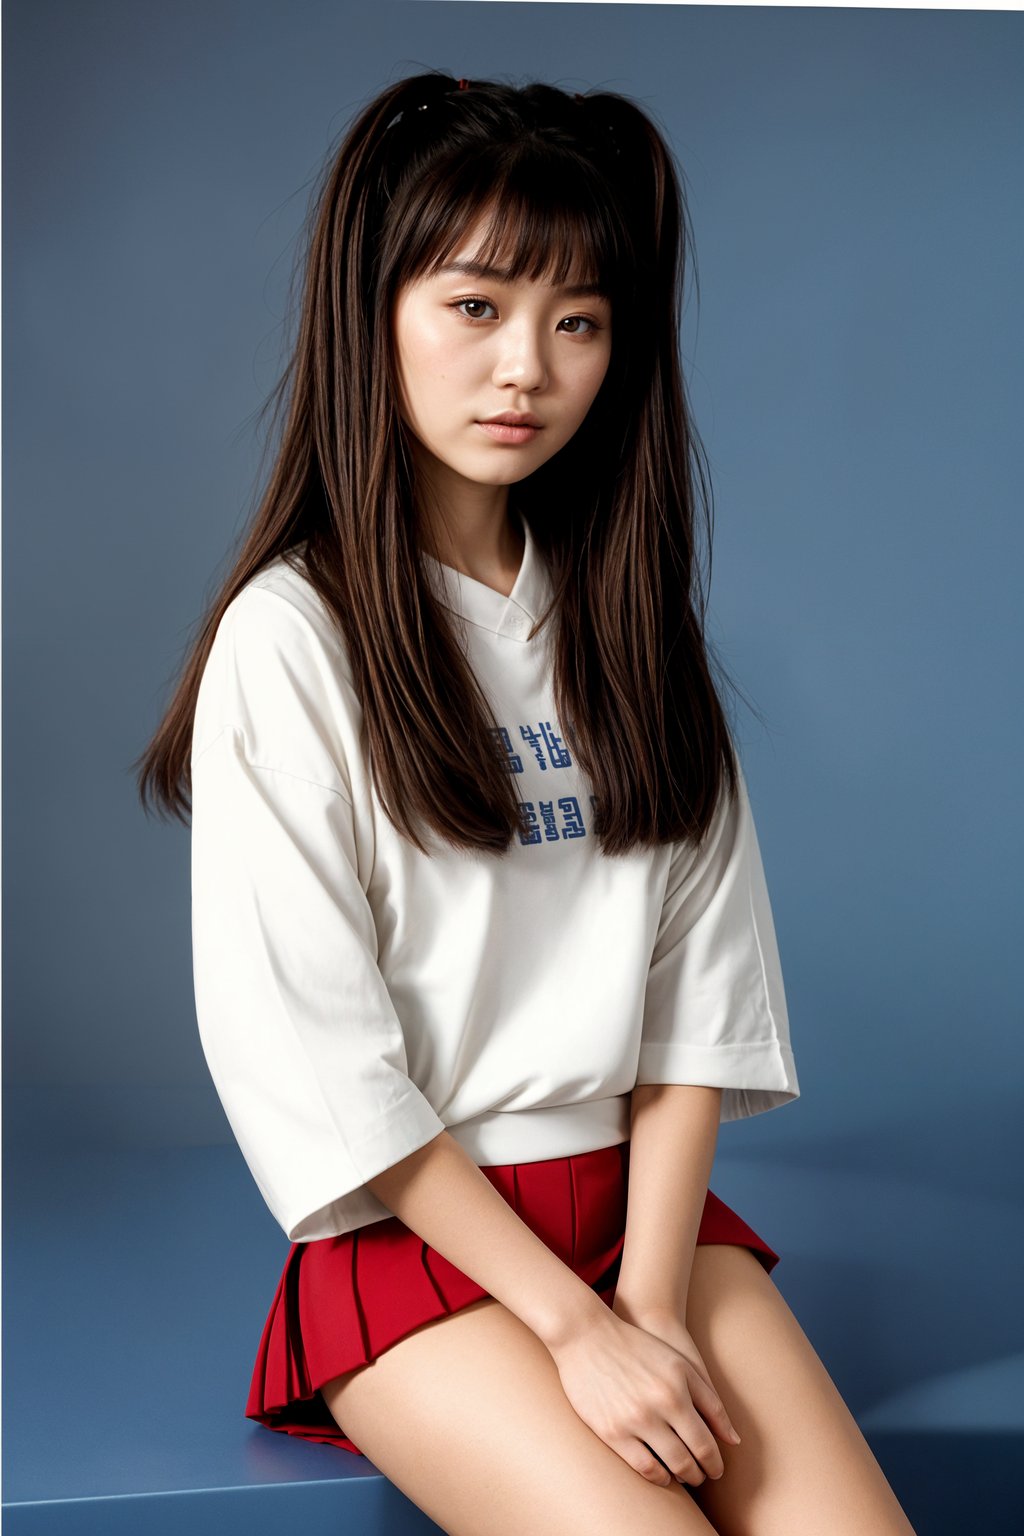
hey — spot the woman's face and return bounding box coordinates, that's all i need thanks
[391,214,613,500]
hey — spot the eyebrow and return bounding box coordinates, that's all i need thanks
[436,260,608,300]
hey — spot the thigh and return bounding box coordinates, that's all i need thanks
[683,1245,917,1536]
[321,1295,718,1536]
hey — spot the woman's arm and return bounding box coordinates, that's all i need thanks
[366,1124,743,1480]
[365,1129,610,1351]
[612,1083,723,1325]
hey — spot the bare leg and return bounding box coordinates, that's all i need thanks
[321,1294,721,1536]
[684,1244,917,1536]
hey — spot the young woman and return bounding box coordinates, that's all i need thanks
[138,71,916,1536]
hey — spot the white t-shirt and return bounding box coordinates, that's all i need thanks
[190,514,800,1242]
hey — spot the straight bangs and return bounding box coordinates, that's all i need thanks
[387,146,634,304]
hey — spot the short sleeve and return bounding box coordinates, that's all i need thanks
[190,587,447,1241]
[636,760,800,1121]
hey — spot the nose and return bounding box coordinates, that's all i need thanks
[491,322,549,393]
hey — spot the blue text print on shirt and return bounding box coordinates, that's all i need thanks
[490,721,572,775]
[518,795,588,845]
[488,722,594,848]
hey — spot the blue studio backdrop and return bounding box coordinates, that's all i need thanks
[3,3,1022,1533]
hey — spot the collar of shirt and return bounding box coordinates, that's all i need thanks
[421,512,552,642]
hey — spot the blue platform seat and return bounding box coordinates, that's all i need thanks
[3,1137,1022,1535]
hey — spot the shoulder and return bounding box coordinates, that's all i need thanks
[192,548,362,794]
[242,544,331,617]
[224,548,351,667]
[211,547,356,692]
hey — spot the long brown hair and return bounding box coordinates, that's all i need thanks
[135,70,753,856]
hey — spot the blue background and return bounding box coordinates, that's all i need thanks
[4,2,1022,1530]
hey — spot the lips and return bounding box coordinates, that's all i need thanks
[476,409,544,446]
[477,420,542,445]
[481,412,544,428]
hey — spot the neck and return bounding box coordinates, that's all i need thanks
[415,453,524,594]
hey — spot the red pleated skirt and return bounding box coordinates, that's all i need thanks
[245,1140,779,1454]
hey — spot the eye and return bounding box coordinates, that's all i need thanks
[558,315,601,335]
[450,297,497,321]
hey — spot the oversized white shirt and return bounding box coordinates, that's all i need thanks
[190,515,800,1242]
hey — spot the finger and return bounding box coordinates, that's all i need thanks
[677,1342,716,1394]
[675,1340,718,1397]
[643,1430,711,1487]
[686,1367,741,1446]
[620,1437,676,1488]
[672,1409,726,1480]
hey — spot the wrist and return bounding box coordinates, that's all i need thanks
[533,1280,615,1356]
[611,1290,688,1331]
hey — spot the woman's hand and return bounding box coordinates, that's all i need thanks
[546,1302,741,1488]
[615,1297,742,1449]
